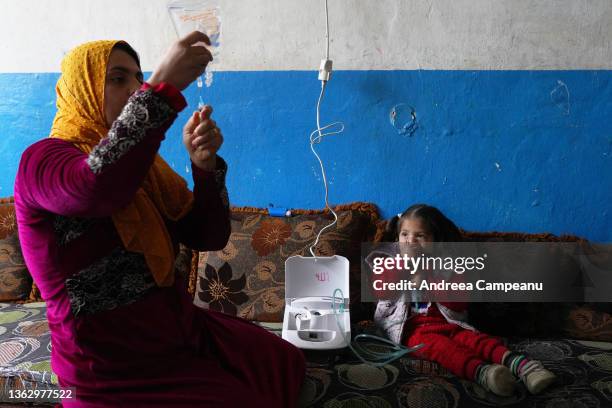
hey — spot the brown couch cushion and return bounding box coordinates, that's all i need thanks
[0,197,42,303]
[471,301,612,342]
[460,231,588,338]
[193,203,379,322]
[564,304,612,341]
[0,233,33,302]
[561,243,612,340]
[0,197,17,240]
[461,230,585,243]
[0,197,35,302]
[2,196,199,302]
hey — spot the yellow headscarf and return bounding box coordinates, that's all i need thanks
[50,40,194,287]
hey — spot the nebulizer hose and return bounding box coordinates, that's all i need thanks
[332,288,424,367]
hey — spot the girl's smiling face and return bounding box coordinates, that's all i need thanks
[399,217,434,255]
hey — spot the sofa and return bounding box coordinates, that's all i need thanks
[1,196,612,407]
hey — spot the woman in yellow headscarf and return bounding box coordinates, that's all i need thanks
[14,32,305,407]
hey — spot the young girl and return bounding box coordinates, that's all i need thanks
[374,204,556,397]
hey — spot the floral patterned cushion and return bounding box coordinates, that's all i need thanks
[564,305,612,341]
[0,197,17,240]
[193,203,379,322]
[0,233,33,303]
[1,196,198,304]
[0,198,39,303]
[461,231,588,338]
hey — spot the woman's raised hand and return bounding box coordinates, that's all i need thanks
[183,105,223,171]
[148,31,213,91]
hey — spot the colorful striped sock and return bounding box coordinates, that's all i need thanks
[475,363,488,385]
[502,351,529,377]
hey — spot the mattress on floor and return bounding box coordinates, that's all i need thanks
[0,302,57,405]
[1,305,612,407]
[257,321,612,408]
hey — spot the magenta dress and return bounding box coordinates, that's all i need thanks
[13,84,305,407]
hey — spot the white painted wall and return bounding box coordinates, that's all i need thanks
[0,0,611,72]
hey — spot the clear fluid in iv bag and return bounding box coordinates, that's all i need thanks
[204,71,213,88]
[168,0,221,104]
[195,18,220,88]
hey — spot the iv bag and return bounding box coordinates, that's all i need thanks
[167,0,221,87]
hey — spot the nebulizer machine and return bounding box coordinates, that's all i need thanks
[282,253,422,365]
[282,256,351,349]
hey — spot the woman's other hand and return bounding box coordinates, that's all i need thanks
[183,105,223,170]
[148,31,213,91]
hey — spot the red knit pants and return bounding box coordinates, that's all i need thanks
[404,317,509,380]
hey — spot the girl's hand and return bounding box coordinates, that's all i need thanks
[183,105,223,171]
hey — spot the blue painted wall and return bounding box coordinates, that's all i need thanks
[1,71,610,242]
